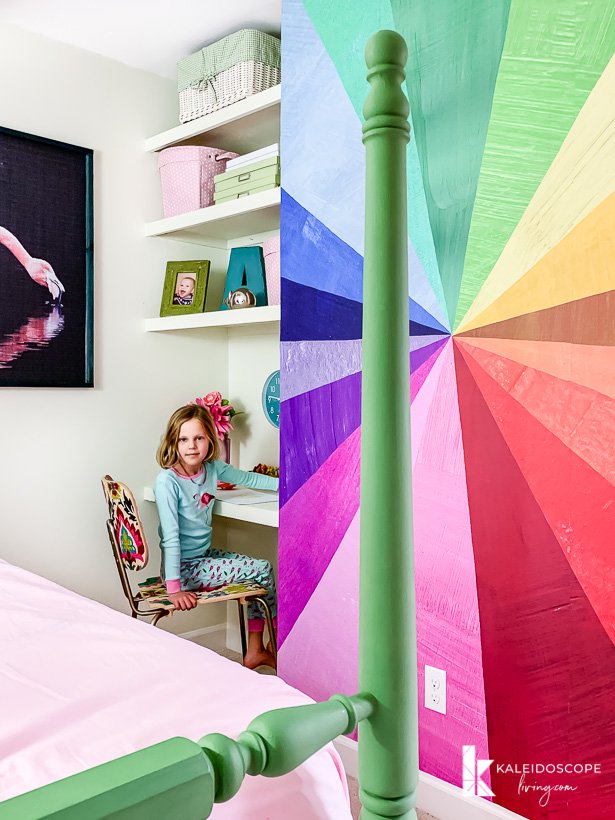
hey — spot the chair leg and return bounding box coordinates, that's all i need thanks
[254,597,277,665]
[151,610,168,627]
[237,600,248,661]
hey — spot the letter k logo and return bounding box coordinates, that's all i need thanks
[462,745,495,797]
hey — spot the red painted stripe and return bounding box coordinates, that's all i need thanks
[455,342,615,817]
[457,339,615,644]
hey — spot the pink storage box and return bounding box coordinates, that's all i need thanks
[263,235,280,305]
[158,146,238,217]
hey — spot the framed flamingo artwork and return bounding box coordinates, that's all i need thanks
[0,126,93,387]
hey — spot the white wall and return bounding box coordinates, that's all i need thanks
[228,326,279,471]
[0,23,232,634]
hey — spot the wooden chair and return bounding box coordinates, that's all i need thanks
[101,475,276,663]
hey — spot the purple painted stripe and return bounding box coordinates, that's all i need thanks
[410,333,447,352]
[410,337,447,374]
[281,337,449,503]
[278,426,361,645]
[281,339,362,401]
[281,334,448,402]
[281,370,362,504]
[411,339,447,401]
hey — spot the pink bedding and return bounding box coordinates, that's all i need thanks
[0,561,351,818]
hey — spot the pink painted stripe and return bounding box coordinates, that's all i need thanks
[410,337,450,468]
[278,426,361,645]
[279,510,360,702]
[412,340,490,786]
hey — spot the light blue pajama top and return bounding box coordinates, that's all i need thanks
[154,461,278,587]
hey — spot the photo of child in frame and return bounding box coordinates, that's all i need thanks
[159,260,210,318]
[172,272,196,306]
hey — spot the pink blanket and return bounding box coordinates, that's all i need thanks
[0,561,351,818]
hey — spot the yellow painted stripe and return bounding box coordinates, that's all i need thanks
[459,337,615,401]
[459,57,615,332]
[458,191,615,333]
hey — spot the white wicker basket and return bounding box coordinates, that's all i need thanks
[179,61,280,124]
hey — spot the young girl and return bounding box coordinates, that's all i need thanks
[155,403,278,670]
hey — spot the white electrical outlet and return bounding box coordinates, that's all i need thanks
[424,665,447,715]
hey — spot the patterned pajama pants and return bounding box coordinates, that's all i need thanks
[180,548,277,632]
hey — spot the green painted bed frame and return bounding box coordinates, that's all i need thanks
[1,31,418,820]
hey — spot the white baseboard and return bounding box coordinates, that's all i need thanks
[333,736,359,778]
[333,737,527,820]
[176,623,226,641]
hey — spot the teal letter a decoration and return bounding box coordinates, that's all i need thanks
[220,246,268,309]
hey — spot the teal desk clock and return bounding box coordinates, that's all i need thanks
[262,370,280,428]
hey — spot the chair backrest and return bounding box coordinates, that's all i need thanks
[101,475,149,571]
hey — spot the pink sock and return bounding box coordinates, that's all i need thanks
[247,616,277,633]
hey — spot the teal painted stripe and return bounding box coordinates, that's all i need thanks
[282,0,448,326]
[303,0,449,329]
[391,0,511,328]
[455,0,615,330]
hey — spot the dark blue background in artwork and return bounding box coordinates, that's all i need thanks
[0,130,92,387]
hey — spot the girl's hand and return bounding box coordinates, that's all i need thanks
[168,591,198,611]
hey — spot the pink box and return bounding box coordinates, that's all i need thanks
[263,235,280,305]
[158,146,238,217]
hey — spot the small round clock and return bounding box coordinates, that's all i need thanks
[262,370,280,428]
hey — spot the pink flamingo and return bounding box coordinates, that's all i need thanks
[0,226,65,303]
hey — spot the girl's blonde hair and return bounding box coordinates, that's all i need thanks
[156,404,220,469]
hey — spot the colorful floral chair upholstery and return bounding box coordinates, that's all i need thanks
[101,475,276,661]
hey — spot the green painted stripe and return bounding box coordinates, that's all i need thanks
[303,0,449,326]
[455,0,615,330]
[391,0,510,328]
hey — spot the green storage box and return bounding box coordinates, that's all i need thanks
[214,155,279,192]
[214,181,279,204]
[214,155,280,203]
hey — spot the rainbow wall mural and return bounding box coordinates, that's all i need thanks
[278,1,615,817]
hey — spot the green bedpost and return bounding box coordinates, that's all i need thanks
[0,694,375,819]
[360,30,418,820]
[0,737,216,820]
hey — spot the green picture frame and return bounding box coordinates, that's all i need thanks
[159,260,210,317]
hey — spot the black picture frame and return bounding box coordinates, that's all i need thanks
[0,126,93,387]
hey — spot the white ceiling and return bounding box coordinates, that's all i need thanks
[0,0,281,79]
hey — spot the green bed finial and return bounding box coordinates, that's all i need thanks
[362,30,410,144]
[198,693,375,803]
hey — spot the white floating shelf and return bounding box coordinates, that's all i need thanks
[145,188,280,245]
[143,487,278,528]
[145,86,281,154]
[144,304,280,332]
